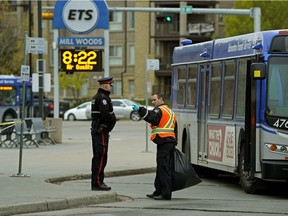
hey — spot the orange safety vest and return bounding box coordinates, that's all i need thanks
[150,105,176,141]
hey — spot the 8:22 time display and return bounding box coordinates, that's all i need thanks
[60,49,102,72]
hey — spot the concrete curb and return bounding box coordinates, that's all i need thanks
[46,167,156,184]
[0,193,117,216]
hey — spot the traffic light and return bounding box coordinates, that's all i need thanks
[156,14,173,23]
[42,11,54,20]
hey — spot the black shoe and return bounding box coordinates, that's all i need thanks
[146,194,155,199]
[92,183,111,191]
[146,192,160,199]
[153,195,171,201]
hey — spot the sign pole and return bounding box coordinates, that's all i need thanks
[143,58,150,153]
[53,29,60,118]
[142,58,160,153]
[12,32,29,177]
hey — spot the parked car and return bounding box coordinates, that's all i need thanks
[64,101,91,121]
[85,99,154,121]
[33,97,70,118]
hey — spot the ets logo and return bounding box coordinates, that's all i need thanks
[62,0,99,34]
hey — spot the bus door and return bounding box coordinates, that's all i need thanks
[198,63,210,162]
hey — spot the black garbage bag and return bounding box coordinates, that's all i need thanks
[172,148,202,192]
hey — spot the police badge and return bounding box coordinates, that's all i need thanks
[102,99,107,105]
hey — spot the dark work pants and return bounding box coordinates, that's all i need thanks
[154,142,175,199]
[91,129,109,188]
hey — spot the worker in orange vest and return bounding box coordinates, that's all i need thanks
[132,93,177,200]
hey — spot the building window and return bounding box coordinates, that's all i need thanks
[128,11,135,30]
[111,80,122,96]
[129,80,135,96]
[109,45,122,65]
[109,11,122,31]
[128,44,135,65]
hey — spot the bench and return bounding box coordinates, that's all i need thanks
[31,118,56,145]
[14,119,39,148]
[0,121,18,148]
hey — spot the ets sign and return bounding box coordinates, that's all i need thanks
[60,49,102,72]
[62,0,99,33]
[53,0,109,32]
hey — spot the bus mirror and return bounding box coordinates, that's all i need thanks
[250,63,266,80]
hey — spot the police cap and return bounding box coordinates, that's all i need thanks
[98,77,113,85]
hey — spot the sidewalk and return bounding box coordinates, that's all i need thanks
[0,120,156,216]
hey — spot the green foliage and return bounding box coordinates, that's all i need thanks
[224,0,288,37]
[0,1,26,75]
[59,72,90,99]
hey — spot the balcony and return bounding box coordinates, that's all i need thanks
[188,22,214,36]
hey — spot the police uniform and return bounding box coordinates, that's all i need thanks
[138,104,177,200]
[90,77,116,191]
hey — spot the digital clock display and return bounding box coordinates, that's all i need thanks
[60,49,102,72]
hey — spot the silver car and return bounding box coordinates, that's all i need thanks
[85,99,154,121]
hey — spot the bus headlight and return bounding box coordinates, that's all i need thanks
[265,143,288,153]
[280,146,287,152]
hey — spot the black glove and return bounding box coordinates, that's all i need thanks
[96,124,107,133]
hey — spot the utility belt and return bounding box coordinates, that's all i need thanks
[91,119,108,134]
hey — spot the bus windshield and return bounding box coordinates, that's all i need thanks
[267,56,288,117]
[0,86,17,106]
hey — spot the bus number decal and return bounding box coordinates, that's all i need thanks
[207,125,236,166]
[273,118,288,129]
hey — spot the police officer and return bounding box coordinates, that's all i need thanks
[90,77,116,191]
[132,93,177,200]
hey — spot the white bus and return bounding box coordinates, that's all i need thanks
[171,29,288,193]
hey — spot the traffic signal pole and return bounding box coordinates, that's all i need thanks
[109,7,261,32]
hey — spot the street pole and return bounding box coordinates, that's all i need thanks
[144,57,149,153]
[38,0,44,119]
[11,32,29,178]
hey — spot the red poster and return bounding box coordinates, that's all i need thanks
[207,125,225,161]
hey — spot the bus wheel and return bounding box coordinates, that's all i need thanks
[239,146,258,194]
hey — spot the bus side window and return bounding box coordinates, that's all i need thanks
[236,59,247,118]
[209,62,222,119]
[187,65,197,108]
[177,66,186,106]
[222,61,236,119]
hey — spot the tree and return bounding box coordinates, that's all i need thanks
[0,1,27,75]
[224,0,288,37]
[59,72,90,99]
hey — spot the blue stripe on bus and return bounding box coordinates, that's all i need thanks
[257,124,277,134]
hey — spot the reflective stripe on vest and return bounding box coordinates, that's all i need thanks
[150,105,176,140]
